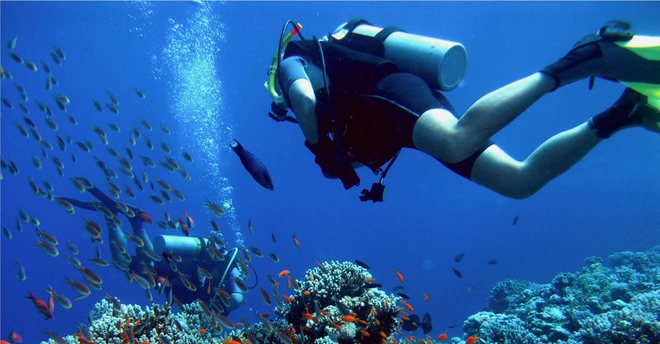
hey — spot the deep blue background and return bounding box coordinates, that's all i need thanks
[2,2,660,343]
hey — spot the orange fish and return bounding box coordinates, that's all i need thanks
[466,336,478,344]
[360,330,370,337]
[278,269,291,278]
[424,292,430,302]
[199,329,207,335]
[396,270,404,283]
[341,315,357,322]
[27,292,53,319]
[438,333,448,341]
[9,330,22,343]
[401,300,414,312]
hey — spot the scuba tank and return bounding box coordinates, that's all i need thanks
[329,20,467,91]
[152,235,216,271]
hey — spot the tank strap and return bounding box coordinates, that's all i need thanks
[374,26,404,47]
[343,18,371,33]
[337,18,384,56]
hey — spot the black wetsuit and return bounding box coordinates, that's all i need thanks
[280,39,491,179]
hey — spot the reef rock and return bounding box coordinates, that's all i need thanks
[462,245,660,344]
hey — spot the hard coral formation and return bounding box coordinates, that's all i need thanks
[42,261,402,344]
[462,245,660,344]
[42,298,224,344]
[232,261,402,344]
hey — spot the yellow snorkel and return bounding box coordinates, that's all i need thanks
[265,21,303,104]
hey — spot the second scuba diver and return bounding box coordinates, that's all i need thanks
[266,19,660,202]
[58,186,245,315]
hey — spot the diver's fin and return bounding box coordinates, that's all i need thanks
[617,35,660,105]
[542,21,660,91]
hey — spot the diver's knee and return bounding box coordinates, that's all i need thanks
[502,170,544,199]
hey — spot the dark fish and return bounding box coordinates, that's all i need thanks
[145,137,154,150]
[230,139,273,190]
[15,84,28,101]
[41,61,50,73]
[106,90,118,105]
[2,225,11,239]
[160,142,172,154]
[392,285,405,292]
[135,89,146,99]
[92,99,103,112]
[363,283,382,289]
[354,259,370,269]
[19,103,28,114]
[9,52,23,64]
[1,97,12,109]
[14,121,28,137]
[421,312,432,335]
[105,103,119,114]
[396,292,410,299]
[25,61,38,72]
[488,259,499,265]
[56,135,66,150]
[513,215,520,225]
[452,268,462,278]
[401,314,420,332]
[8,35,17,49]
[50,52,61,65]
[183,151,193,162]
[53,45,66,60]
[454,252,464,263]
[271,231,277,243]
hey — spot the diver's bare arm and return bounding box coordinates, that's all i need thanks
[288,78,320,145]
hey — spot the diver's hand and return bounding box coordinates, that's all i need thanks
[305,137,359,189]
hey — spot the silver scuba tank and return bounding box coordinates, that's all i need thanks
[153,235,209,257]
[331,22,467,91]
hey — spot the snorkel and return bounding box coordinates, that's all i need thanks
[265,20,303,104]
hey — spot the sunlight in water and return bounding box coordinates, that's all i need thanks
[159,3,243,246]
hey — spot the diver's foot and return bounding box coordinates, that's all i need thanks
[589,88,655,138]
[541,21,641,91]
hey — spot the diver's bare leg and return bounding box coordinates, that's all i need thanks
[469,122,601,199]
[413,73,554,163]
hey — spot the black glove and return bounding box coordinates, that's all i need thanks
[305,136,360,190]
[360,182,385,202]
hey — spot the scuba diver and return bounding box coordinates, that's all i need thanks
[58,186,245,315]
[265,19,660,202]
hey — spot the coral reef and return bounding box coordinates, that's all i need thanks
[461,245,660,344]
[230,261,402,344]
[41,297,225,344]
[41,261,402,344]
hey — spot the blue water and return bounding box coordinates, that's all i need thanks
[2,2,659,343]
